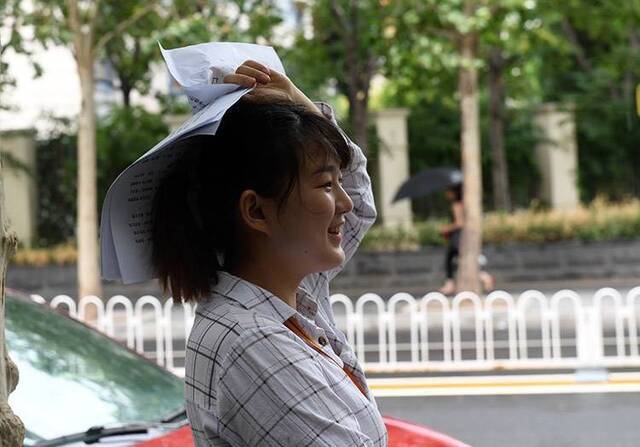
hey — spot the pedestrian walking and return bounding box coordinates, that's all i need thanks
[438,184,494,295]
[150,59,387,446]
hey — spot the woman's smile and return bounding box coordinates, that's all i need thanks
[328,220,345,244]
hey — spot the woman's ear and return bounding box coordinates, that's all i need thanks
[238,190,272,236]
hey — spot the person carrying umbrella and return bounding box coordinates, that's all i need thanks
[393,168,494,295]
[438,184,494,296]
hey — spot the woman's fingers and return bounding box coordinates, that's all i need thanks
[241,60,270,75]
[236,65,271,84]
[222,73,258,88]
[223,60,299,104]
[222,60,272,87]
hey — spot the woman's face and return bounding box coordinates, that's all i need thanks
[267,151,353,275]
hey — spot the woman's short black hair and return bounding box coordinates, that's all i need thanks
[448,184,463,202]
[151,97,352,302]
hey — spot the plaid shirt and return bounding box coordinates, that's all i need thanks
[184,103,386,446]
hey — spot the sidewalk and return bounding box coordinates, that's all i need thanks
[333,276,640,301]
[490,277,639,296]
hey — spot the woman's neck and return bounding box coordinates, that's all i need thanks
[227,259,302,309]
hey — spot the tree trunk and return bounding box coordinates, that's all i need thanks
[77,39,103,313]
[327,0,372,156]
[0,154,25,445]
[626,28,640,130]
[349,94,369,155]
[121,79,132,108]
[488,46,511,211]
[345,52,370,155]
[456,30,482,294]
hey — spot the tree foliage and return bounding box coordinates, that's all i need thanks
[99,1,164,107]
[284,0,395,151]
[36,107,168,247]
[534,0,640,201]
[10,0,640,248]
[380,0,640,211]
[0,0,43,110]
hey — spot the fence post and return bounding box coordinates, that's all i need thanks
[575,306,607,381]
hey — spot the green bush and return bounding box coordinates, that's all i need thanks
[363,198,640,251]
[12,242,77,266]
[360,225,420,251]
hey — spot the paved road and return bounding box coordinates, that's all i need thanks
[377,392,640,446]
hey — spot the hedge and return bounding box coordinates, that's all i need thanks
[12,199,640,265]
[361,198,640,251]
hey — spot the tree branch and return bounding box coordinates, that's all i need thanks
[365,53,377,85]
[0,14,19,57]
[65,0,84,60]
[88,0,103,34]
[630,27,640,53]
[66,0,81,34]
[329,0,350,39]
[422,25,459,41]
[561,18,623,100]
[561,18,593,72]
[94,3,157,53]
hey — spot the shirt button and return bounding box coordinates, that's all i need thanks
[318,336,328,346]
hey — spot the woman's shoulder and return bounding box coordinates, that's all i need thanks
[190,298,299,356]
[187,299,304,373]
[193,297,290,337]
[187,302,316,393]
[185,301,308,410]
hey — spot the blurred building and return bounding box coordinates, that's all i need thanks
[94,59,121,118]
[0,130,37,247]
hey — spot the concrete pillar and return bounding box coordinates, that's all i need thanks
[374,108,413,229]
[534,103,580,210]
[0,130,37,247]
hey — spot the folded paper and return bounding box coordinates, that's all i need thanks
[100,41,285,284]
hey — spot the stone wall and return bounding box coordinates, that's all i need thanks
[331,239,640,296]
[8,239,640,300]
[0,130,37,247]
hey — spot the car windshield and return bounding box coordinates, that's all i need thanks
[5,293,185,443]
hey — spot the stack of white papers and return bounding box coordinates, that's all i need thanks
[100,42,285,284]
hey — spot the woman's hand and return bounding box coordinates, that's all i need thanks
[223,60,320,114]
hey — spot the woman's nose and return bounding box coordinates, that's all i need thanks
[336,184,354,214]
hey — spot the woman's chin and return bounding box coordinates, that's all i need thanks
[324,248,345,270]
[307,250,344,274]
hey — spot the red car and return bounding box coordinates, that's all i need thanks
[6,290,467,447]
[136,418,468,447]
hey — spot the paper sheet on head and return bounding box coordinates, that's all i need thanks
[100,42,286,284]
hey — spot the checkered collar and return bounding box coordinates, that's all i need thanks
[212,270,319,322]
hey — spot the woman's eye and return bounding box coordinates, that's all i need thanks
[322,177,343,191]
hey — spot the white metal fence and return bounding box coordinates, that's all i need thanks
[30,287,640,376]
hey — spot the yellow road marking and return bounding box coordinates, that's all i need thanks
[368,373,640,396]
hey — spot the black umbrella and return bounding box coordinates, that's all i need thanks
[393,167,463,202]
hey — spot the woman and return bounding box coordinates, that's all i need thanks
[151,61,387,446]
[438,184,494,296]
